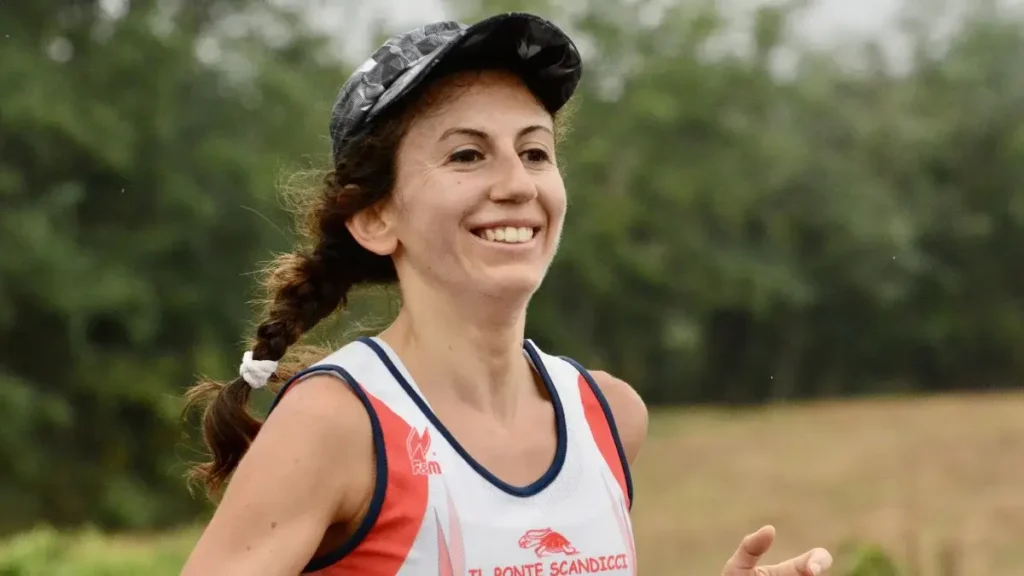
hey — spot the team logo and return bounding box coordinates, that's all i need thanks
[407,426,442,476]
[518,528,580,557]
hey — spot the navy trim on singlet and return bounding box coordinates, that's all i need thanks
[358,336,568,498]
[267,364,388,573]
[559,356,635,509]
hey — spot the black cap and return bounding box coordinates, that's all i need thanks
[328,13,583,163]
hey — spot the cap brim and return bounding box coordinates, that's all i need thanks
[447,13,583,112]
[366,13,582,122]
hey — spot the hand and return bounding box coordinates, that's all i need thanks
[721,525,833,576]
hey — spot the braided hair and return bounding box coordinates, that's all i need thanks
[183,107,408,497]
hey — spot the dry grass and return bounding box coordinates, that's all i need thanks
[630,391,1024,575]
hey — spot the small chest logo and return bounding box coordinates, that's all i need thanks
[518,528,580,557]
[407,427,442,476]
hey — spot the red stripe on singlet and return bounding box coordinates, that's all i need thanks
[578,374,631,509]
[311,393,429,574]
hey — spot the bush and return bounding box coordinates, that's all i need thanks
[0,526,197,576]
[843,543,905,576]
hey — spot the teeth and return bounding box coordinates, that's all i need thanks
[477,226,535,244]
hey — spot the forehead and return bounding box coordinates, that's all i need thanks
[403,69,553,137]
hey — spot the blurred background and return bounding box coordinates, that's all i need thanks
[2,0,1024,574]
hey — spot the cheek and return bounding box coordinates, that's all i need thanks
[544,184,568,228]
[395,195,465,254]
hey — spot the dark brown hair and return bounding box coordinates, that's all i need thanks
[183,67,574,498]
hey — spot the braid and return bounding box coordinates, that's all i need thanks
[253,250,349,364]
[183,92,409,499]
[185,247,351,495]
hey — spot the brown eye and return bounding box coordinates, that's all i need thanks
[449,149,484,163]
[521,148,551,164]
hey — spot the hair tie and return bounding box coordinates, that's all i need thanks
[238,351,278,389]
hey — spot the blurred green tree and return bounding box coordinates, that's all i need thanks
[0,0,348,532]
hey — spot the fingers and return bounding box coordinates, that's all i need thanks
[721,525,776,575]
[761,547,834,576]
[721,525,833,576]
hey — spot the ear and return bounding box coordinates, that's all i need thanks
[346,194,399,256]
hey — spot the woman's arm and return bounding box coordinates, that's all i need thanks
[181,375,375,576]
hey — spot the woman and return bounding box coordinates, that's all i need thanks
[181,12,833,576]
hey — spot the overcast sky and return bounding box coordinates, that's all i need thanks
[289,0,1024,72]
[306,0,907,60]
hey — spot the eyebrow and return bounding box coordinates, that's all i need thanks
[437,125,553,142]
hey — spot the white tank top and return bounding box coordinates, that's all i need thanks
[270,336,637,575]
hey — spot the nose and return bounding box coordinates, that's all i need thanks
[489,149,538,204]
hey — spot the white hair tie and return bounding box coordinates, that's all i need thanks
[238,351,278,389]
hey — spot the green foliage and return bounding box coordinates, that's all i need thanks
[0,526,198,576]
[0,0,347,534]
[844,545,904,576]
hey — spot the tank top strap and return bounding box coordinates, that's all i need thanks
[524,341,634,509]
[268,340,437,574]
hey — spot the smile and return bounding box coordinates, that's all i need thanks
[474,226,538,244]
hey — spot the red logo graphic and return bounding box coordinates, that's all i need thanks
[518,528,580,557]
[407,427,442,476]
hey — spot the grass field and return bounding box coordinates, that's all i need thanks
[2,391,1022,575]
[631,391,1024,575]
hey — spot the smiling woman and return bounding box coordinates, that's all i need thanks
[364,67,567,303]
[179,12,831,576]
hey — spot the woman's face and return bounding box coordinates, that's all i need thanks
[361,69,567,303]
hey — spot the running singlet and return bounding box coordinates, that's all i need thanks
[270,336,637,575]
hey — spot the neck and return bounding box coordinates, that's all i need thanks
[378,280,534,420]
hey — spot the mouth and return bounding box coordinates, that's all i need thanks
[472,225,539,245]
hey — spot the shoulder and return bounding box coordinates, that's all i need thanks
[238,372,375,512]
[182,373,375,574]
[264,371,372,447]
[225,371,378,528]
[586,370,649,466]
[256,371,377,505]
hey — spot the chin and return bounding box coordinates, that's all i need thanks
[475,266,547,302]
